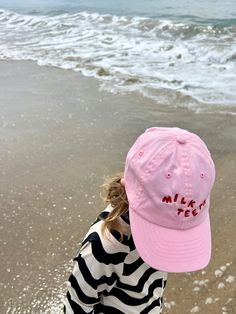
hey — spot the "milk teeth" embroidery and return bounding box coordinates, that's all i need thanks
[162,194,206,217]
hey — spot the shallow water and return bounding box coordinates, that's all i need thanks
[0,0,235,21]
[0,1,236,112]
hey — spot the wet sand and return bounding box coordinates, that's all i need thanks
[0,60,235,314]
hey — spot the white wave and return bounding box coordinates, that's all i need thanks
[0,9,236,113]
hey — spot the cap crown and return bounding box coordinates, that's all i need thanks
[124,128,216,230]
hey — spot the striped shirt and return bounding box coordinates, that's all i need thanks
[64,204,168,314]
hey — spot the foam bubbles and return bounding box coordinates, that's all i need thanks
[190,305,200,313]
[218,282,225,289]
[225,275,234,283]
[205,297,213,304]
[0,9,236,113]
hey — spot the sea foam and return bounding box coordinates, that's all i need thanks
[0,9,235,113]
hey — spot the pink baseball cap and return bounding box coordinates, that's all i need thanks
[124,127,215,272]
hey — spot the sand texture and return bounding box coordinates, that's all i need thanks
[0,60,235,313]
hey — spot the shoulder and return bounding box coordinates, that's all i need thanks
[79,205,130,265]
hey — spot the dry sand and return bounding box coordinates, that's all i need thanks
[0,60,235,313]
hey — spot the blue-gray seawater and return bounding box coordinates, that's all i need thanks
[0,0,236,112]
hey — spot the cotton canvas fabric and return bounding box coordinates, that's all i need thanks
[124,127,215,272]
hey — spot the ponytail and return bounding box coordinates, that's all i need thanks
[100,173,129,241]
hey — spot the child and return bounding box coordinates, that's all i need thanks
[64,127,215,314]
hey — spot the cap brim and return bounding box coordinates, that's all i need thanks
[129,209,211,273]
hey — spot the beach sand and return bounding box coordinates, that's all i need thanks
[0,60,235,313]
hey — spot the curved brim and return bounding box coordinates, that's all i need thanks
[129,210,211,273]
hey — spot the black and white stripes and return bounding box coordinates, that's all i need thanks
[64,205,167,313]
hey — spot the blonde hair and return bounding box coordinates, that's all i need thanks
[100,172,129,241]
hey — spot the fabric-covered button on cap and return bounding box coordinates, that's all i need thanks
[177,136,186,144]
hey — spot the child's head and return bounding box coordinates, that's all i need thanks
[101,127,215,273]
[124,127,215,272]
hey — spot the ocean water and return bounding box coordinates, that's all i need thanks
[0,0,236,113]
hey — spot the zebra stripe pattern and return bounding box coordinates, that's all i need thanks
[64,205,168,313]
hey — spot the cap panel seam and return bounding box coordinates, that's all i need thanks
[190,144,215,169]
[179,145,193,229]
[130,142,177,209]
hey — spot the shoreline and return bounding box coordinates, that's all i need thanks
[0,60,235,313]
